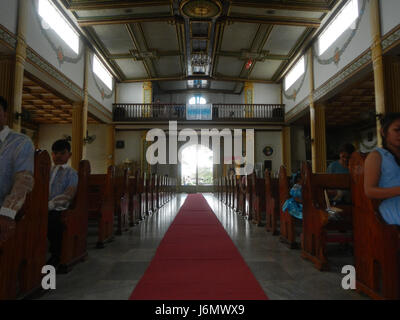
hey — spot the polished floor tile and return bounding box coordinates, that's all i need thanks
[38,193,368,300]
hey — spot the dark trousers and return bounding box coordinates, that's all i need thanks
[47,210,65,259]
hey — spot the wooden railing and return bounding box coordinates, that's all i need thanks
[113,103,285,122]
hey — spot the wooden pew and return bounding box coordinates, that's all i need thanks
[265,169,279,235]
[237,175,246,215]
[142,172,149,217]
[114,168,130,235]
[251,173,265,226]
[128,172,138,227]
[138,172,147,220]
[349,152,400,299]
[278,166,298,248]
[88,166,115,249]
[58,160,91,273]
[233,176,239,212]
[0,150,50,300]
[301,161,353,270]
[152,174,158,213]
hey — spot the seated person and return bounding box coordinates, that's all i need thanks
[47,139,78,266]
[365,113,400,226]
[327,143,355,174]
[327,143,355,204]
[0,96,34,244]
[282,172,303,220]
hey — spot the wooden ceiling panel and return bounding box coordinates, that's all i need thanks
[22,76,99,125]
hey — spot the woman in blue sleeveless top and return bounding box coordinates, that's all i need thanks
[364,113,400,225]
[282,172,303,220]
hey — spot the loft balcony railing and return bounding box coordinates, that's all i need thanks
[113,103,285,122]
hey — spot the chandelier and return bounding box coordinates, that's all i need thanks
[191,52,211,68]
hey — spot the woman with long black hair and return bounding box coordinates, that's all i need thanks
[364,113,400,225]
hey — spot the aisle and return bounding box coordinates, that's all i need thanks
[129,194,268,300]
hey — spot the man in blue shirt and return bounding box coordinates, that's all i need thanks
[0,96,34,244]
[47,139,78,267]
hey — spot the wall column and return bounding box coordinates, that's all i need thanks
[71,102,84,170]
[310,103,327,173]
[244,82,254,117]
[370,0,385,147]
[82,47,89,159]
[307,48,326,173]
[106,125,115,168]
[5,0,29,131]
[281,126,292,174]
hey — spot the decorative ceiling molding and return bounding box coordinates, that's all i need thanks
[65,0,171,11]
[77,15,178,27]
[230,0,336,12]
[225,15,321,28]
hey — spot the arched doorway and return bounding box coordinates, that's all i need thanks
[181,144,213,193]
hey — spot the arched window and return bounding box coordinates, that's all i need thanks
[189,95,206,105]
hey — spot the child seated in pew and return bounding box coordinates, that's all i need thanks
[282,172,303,220]
[364,113,400,226]
[47,139,78,267]
[0,96,34,244]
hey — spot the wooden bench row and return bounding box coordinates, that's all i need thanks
[214,152,400,300]
[0,150,177,299]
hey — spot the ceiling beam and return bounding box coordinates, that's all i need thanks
[230,0,334,12]
[108,51,181,60]
[225,15,321,28]
[122,75,276,84]
[66,0,171,11]
[77,15,176,27]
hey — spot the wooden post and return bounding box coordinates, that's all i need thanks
[307,48,326,173]
[106,125,115,167]
[71,102,83,171]
[6,0,29,131]
[281,126,292,174]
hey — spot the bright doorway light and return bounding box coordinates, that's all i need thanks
[181,144,213,186]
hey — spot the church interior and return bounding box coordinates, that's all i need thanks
[0,0,399,301]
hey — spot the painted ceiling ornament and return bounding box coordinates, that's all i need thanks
[334,47,341,65]
[57,47,64,64]
[100,88,105,100]
[180,0,222,19]
[293,89,297,100]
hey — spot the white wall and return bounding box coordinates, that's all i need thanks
[0,0,18,34]
[380,0,400,36]
[253,83,281,104]
[254,131,282,175]
[25,0,85,89]
[290,126,307,173]
[117,83,144,103]
[314,0,371,89]
[38,124,109,174]
[115,130,143,165]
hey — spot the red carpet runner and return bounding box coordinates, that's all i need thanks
[129,194,268,300]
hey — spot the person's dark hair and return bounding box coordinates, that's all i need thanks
[52,139,71,153]
[338,143,355,155]
[0,96,8,112]
[379,113,400,149]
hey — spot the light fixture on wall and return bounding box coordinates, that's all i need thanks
[83,130,96,145]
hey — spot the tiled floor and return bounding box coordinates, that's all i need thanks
[38,194,368,300]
